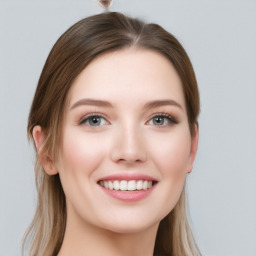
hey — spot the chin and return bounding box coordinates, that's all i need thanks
[103,221,158,235]
[95,211,163,235]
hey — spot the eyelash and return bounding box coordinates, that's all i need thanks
[78,112,178,127]
[147,113,178,127]
[79,113,109,127]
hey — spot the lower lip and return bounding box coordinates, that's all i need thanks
[99,185,156,202]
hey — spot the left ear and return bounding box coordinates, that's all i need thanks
[187,124,199,173]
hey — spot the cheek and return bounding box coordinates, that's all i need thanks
[56,130,109,214]
[148,130,191,214]
[60,131,106,174]
[149,130,191,176]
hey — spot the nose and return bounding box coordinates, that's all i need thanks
[110,124,147,164]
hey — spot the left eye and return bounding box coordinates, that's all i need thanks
[80,115,107,126]
[148,115,176,126]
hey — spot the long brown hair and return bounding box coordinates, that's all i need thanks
[24,12,200,256]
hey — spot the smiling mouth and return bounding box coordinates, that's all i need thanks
[98,180,157,191]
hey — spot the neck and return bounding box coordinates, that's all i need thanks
[57,207,159,256]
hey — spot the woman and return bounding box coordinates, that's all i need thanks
[24,12,201,256]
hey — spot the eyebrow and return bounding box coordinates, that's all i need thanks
[143,99,183,110]
[70,99,113,110]
[70,98,183,111]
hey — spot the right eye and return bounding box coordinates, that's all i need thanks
[80,115,108,127]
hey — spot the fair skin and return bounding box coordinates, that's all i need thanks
[33,48,198,256]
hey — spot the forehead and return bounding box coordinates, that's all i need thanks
[68,48,185,108]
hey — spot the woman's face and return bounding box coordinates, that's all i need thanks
[55,48,198,233]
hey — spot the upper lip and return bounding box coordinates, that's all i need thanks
[98,173,158,182]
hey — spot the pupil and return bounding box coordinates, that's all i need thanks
[154,117,164,125]
[90,117,100,125]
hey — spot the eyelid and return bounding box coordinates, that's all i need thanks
[77,111,178,126]
[146,112,179,125]
[78,112,110,126]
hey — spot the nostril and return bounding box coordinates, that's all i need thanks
[116,158,145,165]
[111,149,147,164]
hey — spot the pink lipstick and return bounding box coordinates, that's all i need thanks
[98,173,158,202]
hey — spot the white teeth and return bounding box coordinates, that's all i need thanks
[127,180,136,191]
[113,180,120,190]
[142,181,148,190]
[100,180,155,191]
[120,180,127,191]
[108,181,113,190]
[136,180,143,190]
[103,181,109,189]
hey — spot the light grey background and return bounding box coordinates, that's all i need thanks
[1,0,255,255]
